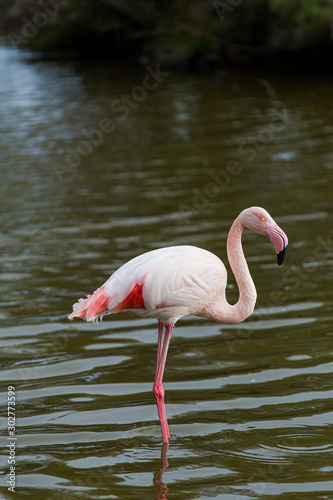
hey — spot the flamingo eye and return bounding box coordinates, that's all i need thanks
[260,216,266,222]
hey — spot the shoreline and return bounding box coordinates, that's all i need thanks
[0,0,332,74]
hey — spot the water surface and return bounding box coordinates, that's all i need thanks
[1,45,333,499]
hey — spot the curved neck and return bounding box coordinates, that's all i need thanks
[208,217,257,324]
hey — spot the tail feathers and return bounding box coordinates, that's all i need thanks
[68,286,113,322]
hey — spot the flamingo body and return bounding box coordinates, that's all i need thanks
[69,245,226,324]
[69,207,288,443]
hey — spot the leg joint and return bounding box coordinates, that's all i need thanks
[153,384,165,401]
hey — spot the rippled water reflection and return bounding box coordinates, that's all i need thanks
[1,44,333,499]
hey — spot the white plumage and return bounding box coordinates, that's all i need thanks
[69,245,227,324]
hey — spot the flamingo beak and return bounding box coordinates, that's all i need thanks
[277,242,287,266]
[265,220,288,266]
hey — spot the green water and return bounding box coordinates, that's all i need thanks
[1,45,333,499]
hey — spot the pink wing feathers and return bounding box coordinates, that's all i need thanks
[68,286,111,322]
[68,245,226,323]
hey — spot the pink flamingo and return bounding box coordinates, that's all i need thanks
[69,207,288,443]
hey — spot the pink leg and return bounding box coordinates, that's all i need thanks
[153,322,173,443]
[156,321,165,367]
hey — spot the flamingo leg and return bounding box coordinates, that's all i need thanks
[153,322,173,443]
[156,321,165,368]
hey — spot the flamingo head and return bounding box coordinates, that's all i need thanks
[240,207,288,266]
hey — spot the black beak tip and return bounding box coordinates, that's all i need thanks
[277,245,288,266]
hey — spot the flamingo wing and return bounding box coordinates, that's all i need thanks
[68,245,226,323]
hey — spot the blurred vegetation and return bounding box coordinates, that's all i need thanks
[0,0,332,67]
